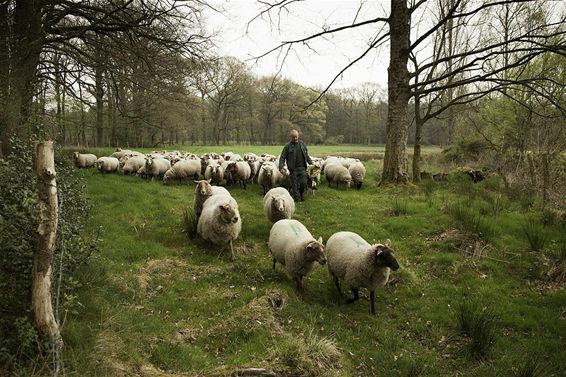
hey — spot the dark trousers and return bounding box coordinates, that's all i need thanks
[290,168,307,200]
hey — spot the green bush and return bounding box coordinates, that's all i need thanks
[442,140,490,163]
[0,139,99,371]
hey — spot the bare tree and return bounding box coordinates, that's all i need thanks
[252,0,566,183]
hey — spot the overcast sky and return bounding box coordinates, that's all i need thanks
[205,0,391,90]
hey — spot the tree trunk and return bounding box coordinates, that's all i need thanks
[95,43,105,147]
[32,141,62,346]
[382,0,411,184]
[0,1,9,157]
[412,102,423,182]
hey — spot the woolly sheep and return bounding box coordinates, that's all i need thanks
[204,160,225,185]
[145,157,171,180]
[73,152,97,168]
[163,159,201,184]
[193,179,231,217]
[348,161,366,189]
[326,232,399,315]
[94,156,120,173]
[197,194,241,260]
[123,155,146,175]
[325,162,351,188]
[263,187,295,223]
[268,219,326,294]
[225,161,252,189]
[258,162,277,195]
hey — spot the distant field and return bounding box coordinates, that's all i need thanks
[62,148,565,376]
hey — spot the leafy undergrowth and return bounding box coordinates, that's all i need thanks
[62,148,566,377]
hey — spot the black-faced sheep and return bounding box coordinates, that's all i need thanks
[268,219,326,295]
[326,232,399,315]
[263,187,295,223]
[197,194,241,260]
[348,161,366,189]
[225,161,252,189]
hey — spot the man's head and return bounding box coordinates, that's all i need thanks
[289,129,299,143]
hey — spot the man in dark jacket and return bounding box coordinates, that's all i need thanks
[279,129,313,202]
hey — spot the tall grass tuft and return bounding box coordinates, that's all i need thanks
[405,360,427,377]
[513,354,549,377]
[421,180,436,208]
[389,197,409,216]
[182,208,198,239]
[457,301,498,360]
[520,217,547,251]
[447,203,495,239]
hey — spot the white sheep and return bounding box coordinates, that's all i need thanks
[204,160,225,186]
[258,162,276,195]
[193,179,230,217]
[73,152,97,168]
[225,161,252,189]
[197,194,241,260]
[94,157,120,173]
[348,161,366,189]
[145,157,171,181]
[263,187,295,223]
[268,219,326,295]
[326,232,399,315]
[324,162,352,188]
[163,159,201,184]
[122,155,146,175]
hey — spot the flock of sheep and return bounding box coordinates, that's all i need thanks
[73,148,398,315]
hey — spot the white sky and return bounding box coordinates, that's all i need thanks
[205,0,391,90]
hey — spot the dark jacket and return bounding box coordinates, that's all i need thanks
[279,140,313,171]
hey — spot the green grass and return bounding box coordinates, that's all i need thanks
[61,145,566,376]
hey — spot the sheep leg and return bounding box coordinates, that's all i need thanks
[272,258,276,270]
[333,275,342,296]
[294,276,304,297]
[370,291,376,315]
[346,289,359,303]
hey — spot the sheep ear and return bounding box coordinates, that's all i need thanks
[385,239,392,248]
[207,179,212,183]
[193,180,200,184]
[317,236,323,244]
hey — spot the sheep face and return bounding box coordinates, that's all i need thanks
[271,197,286,213]
[219,203,239,224]
[194,180,213,196]
[306,237,326,265]
[375,242,399,271]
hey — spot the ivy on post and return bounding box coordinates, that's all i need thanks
[32,141,63,372]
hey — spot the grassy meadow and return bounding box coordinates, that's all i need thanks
[61,145,566,377]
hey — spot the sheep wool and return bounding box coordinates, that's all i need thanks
[197,194,241,260]
[163,159,200,184]
[95,157,120,173]
[193,180,230,217]
[348,161,366,189]
[263,187,295,223]
[326,231,399,315]
[122,155,146,175]
[324,162,352,188]
[73,152,97,168]
[268,219,326,294]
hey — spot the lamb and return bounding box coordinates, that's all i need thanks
[324,162,352,188]
[348,161,366,189]
[193,179,231,217]
[145,157,171,181]
[73,152,97,168]
[163,159,201,184]
[268,219,326,294]
[94,156,120,173]
[225,161,252,189]
[263,187,295,223]
[122,155,146,175]
[197,194,241,260]
[326,232,399,315]
[204,160,225,185]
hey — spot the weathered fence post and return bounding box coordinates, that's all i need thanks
[32,141,62,362]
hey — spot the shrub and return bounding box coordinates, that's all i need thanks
[0,139,98,371]
[457,301,498,360]
[520,217,547,252]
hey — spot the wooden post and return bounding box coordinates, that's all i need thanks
[32,141,61,344]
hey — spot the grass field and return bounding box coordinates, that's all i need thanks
[62,145,566,376]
